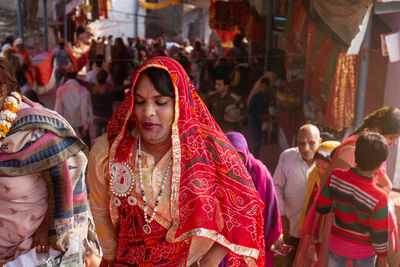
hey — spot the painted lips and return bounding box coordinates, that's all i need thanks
[143,122,157,130]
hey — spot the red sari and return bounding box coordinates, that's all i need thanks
[103,57,265,266]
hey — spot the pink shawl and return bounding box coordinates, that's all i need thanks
[227,132,282,265]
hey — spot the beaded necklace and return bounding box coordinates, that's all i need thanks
[137,135,172,234]
[0,91,21,144]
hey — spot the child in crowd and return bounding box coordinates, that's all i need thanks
[316,131,389,267]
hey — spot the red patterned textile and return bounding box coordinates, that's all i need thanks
[115,200,189,266]
[209,0,249,31]
[304,23,340,104]
[323,52,358,131]
[246,14,266,44]
[107,57,265,266]
[285,0,310,70]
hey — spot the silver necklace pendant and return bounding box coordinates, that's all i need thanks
[143,224,151,234]
[109,162,134,197]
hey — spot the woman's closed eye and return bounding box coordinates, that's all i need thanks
[156,101,169,106]
[134,100,169,106]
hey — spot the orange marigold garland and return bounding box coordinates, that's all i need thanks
[0,91,21,141]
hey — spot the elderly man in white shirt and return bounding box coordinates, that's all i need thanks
[273,124,321,266]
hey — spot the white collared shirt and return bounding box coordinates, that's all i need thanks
[273,147,315,238]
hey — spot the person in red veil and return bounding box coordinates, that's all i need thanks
[88,56,265,266]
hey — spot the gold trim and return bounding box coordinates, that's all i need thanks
[168,227,259,259]
[245,257,257,267]
[166,74,182,242]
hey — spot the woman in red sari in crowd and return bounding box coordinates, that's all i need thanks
[295,106,400,267]
[88,57,265,266]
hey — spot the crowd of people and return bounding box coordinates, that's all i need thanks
[0,30,398,267]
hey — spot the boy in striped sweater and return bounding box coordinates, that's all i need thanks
[316,131,389,267]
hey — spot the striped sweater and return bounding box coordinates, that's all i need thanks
[316,168,389,257]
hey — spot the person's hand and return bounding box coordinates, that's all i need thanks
[192,242,228,267]
[281,216,290,238]
[85,254,102,267]
[377,257,388,267]
[271,234,284,251]
[32,213,49,253]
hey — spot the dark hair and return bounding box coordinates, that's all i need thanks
[77,26,85,35]
[3,35,14,46]
[24,89,40,103]
[314,153,331,163]
[216,77,230,86]
[233,34,243,47]
[320,132,336,142]
[0,57,20,94]
[115,37,124,47]
[58,38,66,45]
[355,131,388,171]
[194,41,201,50]
[137,67,174,97]
[94,54,105,68]
[65,72,77,80]
[330,148,338,159]
[96,70,108,84]
[353,106,400,135]
[260,77,270,87]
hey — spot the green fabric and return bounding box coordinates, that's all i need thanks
[322,45,341,101]
[284,0,296,37]
[334,201,368,221]
[370,205,389,221]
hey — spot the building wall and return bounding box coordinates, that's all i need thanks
[182,7,211,44]
[0,0,54,20]
[381,12,400,186]
[144,3,211,44]
[145,4,183,38]
[89,0,146,41]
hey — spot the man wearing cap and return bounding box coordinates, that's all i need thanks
[206,77,242,133]
[13,38,31,68]
[51,39,75,88]
[12,38,33,93]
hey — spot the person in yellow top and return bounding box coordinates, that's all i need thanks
[298,141,340,229]
[294,141,340,267]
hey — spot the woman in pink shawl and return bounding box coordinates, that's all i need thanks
[226,132,283,266]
